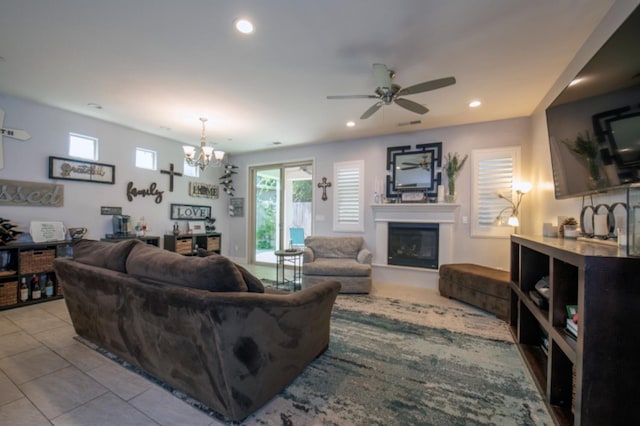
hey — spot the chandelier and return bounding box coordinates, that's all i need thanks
[183,117,225,171]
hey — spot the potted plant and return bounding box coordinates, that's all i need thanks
[444,152,468,202]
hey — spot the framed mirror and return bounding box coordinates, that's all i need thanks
[386,142,442,200]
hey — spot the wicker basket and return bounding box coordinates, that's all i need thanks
[20,249,56,274]
[176,238,193,255]
[207,236,220,251]
[0,281,18,307]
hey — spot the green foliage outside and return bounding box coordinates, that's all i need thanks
[256,175,277,249]
[292,179,312,202]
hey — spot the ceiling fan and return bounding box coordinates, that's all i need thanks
[400,153,432,171]
[327,63,456,119]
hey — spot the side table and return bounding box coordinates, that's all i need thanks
[274,249,303,291]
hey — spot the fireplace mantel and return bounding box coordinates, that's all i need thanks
[370,203,461,288]
[370,203,460,223]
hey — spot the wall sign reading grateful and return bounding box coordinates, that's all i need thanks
[0,179,64,207]
[126,181,164,204]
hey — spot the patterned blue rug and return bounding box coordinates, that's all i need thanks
[80,295,552,425]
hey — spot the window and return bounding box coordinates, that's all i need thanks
[69,133,98,160]
[333,160,364,232]
[183,159,199,177]
[135,147,157,170]
[470,146,521,238]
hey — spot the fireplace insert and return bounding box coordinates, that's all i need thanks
[388,222,439,269]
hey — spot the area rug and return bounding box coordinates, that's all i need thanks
[79,295,552,425]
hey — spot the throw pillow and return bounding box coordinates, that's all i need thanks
[127,243,248,292]
[196,248,264,293]
[73,239,143,273]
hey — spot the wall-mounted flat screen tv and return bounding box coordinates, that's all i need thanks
[546,5,640,199]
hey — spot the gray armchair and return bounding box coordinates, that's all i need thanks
[302,236,372,294]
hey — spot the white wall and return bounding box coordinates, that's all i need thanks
[0,94,229,246]
[525,0,640,235]
[230,117,531,270]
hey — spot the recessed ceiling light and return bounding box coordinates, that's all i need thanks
[87,102,103,109]
[234,18,254,34]
[346,121,355,127]
[469,100,481,108]
[569,78,582,87]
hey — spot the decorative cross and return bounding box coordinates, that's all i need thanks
[317,177,332,201]
[160,163,183,192]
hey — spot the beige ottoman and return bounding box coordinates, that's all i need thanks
[438,263,510,321]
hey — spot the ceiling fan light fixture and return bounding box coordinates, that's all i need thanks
[469,100,482,108]
[346,121,355,127]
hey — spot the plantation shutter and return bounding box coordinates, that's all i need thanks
[471,147,521,238]
[477,156,514,225]
[333,160,364,232]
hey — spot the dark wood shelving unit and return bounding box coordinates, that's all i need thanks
[510,235,640,425]
[164,233,221,255]
[0,240,71,311]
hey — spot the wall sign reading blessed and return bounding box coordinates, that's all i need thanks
[49,156,115,184]
[170,203,211,220]
[0,179,64,207]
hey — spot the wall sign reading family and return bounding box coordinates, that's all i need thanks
[170,203,212,220]
[49,156,115,184]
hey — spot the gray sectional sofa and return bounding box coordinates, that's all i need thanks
[53,239,341,421]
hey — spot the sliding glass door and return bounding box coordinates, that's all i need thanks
[249,161,313,265]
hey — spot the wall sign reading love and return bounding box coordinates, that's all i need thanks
[170,203,212,220]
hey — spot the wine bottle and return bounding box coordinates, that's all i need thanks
[19,277,29,302]
[31,275,41,300]
[45,276,54,297]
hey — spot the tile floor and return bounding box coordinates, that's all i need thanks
[0,264,469,425]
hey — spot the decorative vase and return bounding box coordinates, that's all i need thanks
[446,178,457,203]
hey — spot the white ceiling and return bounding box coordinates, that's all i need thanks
[0,0,615,154]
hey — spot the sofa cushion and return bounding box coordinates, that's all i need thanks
[303,258,371,277]
[73,239,143,273]
[197,248,264,293]
[127,243,248,292]
[305,236,363,258]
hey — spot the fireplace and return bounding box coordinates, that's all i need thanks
[387,222,439,269]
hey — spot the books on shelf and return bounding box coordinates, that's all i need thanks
[565,304,579,339]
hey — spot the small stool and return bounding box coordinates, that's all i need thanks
[438,263,510,321]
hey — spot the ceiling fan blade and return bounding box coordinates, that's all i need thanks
[401,166,419,170]
[360,102,383,119]
[327,95,378,100]
[397,76,456,96]
[373,63,392,90]
[395,98,429,115]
